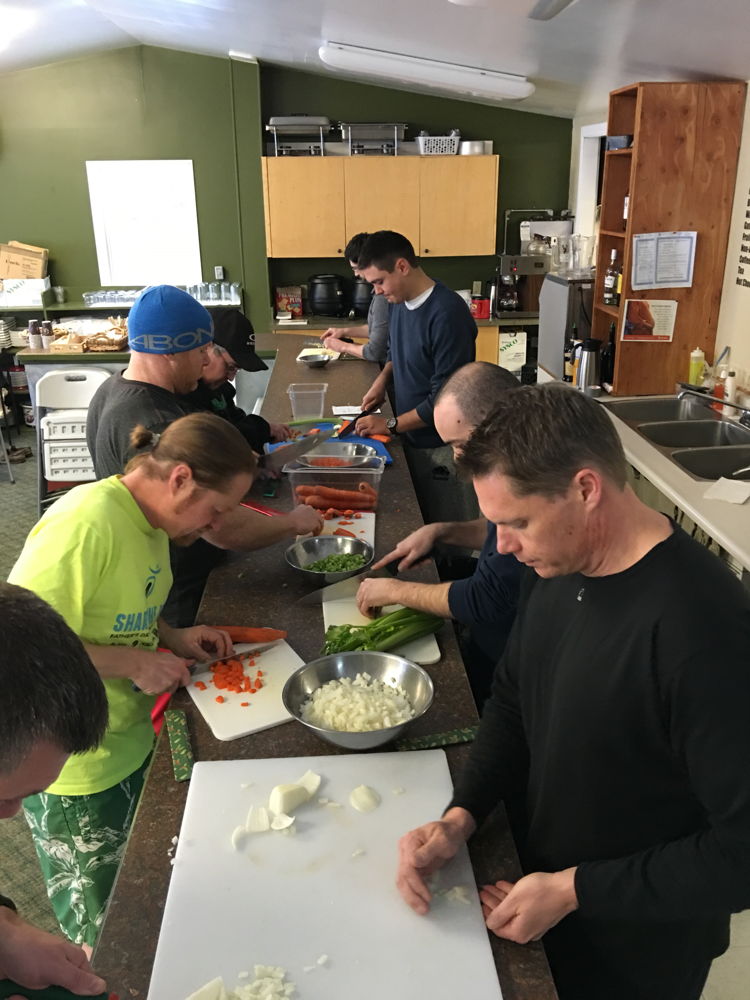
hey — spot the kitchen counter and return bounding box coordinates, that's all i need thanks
[16,346,130,363]
[93,333,558,1000]
[272,313,538,332]
[605,404,750,574]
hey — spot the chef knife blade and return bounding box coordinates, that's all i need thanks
[259,428,335,472]
[295,556,403,605]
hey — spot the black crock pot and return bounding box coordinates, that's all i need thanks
[351,278,374,318]
[308,274,348,317]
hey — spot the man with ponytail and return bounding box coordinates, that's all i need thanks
[10,413,254,951]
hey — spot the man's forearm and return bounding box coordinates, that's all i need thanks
[393,408,427,433]
[374,579,452,617]
[204,507,296,550]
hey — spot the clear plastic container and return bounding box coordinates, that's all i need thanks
[287,382,328,419]
[283,456,385,511]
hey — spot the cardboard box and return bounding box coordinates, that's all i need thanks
[0,276,51,306]
[499,330,527,373]
[0,241,49,278]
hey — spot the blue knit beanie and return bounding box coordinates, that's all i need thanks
[128,285,213,355]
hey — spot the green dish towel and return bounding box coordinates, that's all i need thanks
[165,709,194,782]
[0,984,110,999]
[395,725,479,751]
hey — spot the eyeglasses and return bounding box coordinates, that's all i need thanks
[218,349,239,375]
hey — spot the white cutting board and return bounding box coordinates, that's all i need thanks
[322,598,441,665]
[318,511,375,547]
[147,752,502,1000]
[186,640,303,741]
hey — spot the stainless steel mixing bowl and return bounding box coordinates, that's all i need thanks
[282,650,434,750]
[285,534,373,584]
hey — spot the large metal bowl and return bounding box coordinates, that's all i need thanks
[282,650,434,750]
[298,441,378,468]
[285,534,374,584]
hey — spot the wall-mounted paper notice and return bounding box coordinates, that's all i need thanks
[631,232,696,290]
[621,299,677,342]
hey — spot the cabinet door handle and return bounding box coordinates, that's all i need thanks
[423,248,430,254]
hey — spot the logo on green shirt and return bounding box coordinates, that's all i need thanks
[145,564,162,598]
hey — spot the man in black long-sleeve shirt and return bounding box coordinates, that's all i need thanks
[396,384,750,1000]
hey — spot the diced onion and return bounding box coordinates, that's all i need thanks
[300,671,414,732]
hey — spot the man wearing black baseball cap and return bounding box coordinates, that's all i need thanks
[183,309,292,453]
[86,286,322,627]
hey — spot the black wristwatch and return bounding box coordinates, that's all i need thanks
[385,416,399,434]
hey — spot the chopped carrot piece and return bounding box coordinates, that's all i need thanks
[215,696,225,704]
[256,670,264,677]
[240,702,249,707]
[194,680,207,690]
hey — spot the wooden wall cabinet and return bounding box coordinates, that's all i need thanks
[594,81,746,396]
[262,155,499,258]
[418,156,499,257]
[263,158,347,258]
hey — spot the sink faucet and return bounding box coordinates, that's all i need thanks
[676,384,750,428]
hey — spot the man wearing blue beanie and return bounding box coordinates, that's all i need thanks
[87,285,322,625]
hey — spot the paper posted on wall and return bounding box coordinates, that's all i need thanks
[621,299,677,342]
[631,232,696,290]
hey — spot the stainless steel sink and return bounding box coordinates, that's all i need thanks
[638,420,750,449]
[602,395,713,423]
[602,394,750,481]
[672,445,750,481]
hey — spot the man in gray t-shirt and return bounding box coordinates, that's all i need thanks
[320,232,389,363]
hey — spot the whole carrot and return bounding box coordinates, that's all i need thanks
[218,626,287,643]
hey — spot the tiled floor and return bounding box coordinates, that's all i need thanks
[703,911,750,999]
[2,425,750,994]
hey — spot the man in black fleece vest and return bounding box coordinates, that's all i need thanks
[396,384,750,1000]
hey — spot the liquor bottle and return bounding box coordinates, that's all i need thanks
[603,249,619,307]
[600,322,616,385]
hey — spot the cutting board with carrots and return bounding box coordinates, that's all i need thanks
[186,640,303,741]
[319,511,376,547]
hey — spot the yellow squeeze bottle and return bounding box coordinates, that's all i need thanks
[688,347,705,386]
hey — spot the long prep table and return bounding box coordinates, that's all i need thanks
[93,334,558,1000]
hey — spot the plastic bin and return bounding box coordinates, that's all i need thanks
[287,382,328,420]
[283,456,385,511]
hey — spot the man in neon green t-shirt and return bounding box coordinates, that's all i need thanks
[9,410,254,949]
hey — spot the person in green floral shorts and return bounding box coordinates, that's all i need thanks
[9,411,255,950]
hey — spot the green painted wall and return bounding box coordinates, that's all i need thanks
[0,49,571,331]
[0,46,270,329]
[260,64,572,292]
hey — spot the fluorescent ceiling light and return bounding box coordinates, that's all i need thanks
[528,0,580,20]
[0,4,39,53]
[319,42,534,102]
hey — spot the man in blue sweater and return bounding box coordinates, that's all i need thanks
[355,230,477,523]
[356,362,523,709]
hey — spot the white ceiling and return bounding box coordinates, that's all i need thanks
[2,0,750,118]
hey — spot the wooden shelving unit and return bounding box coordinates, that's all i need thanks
[594,81,746,396]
